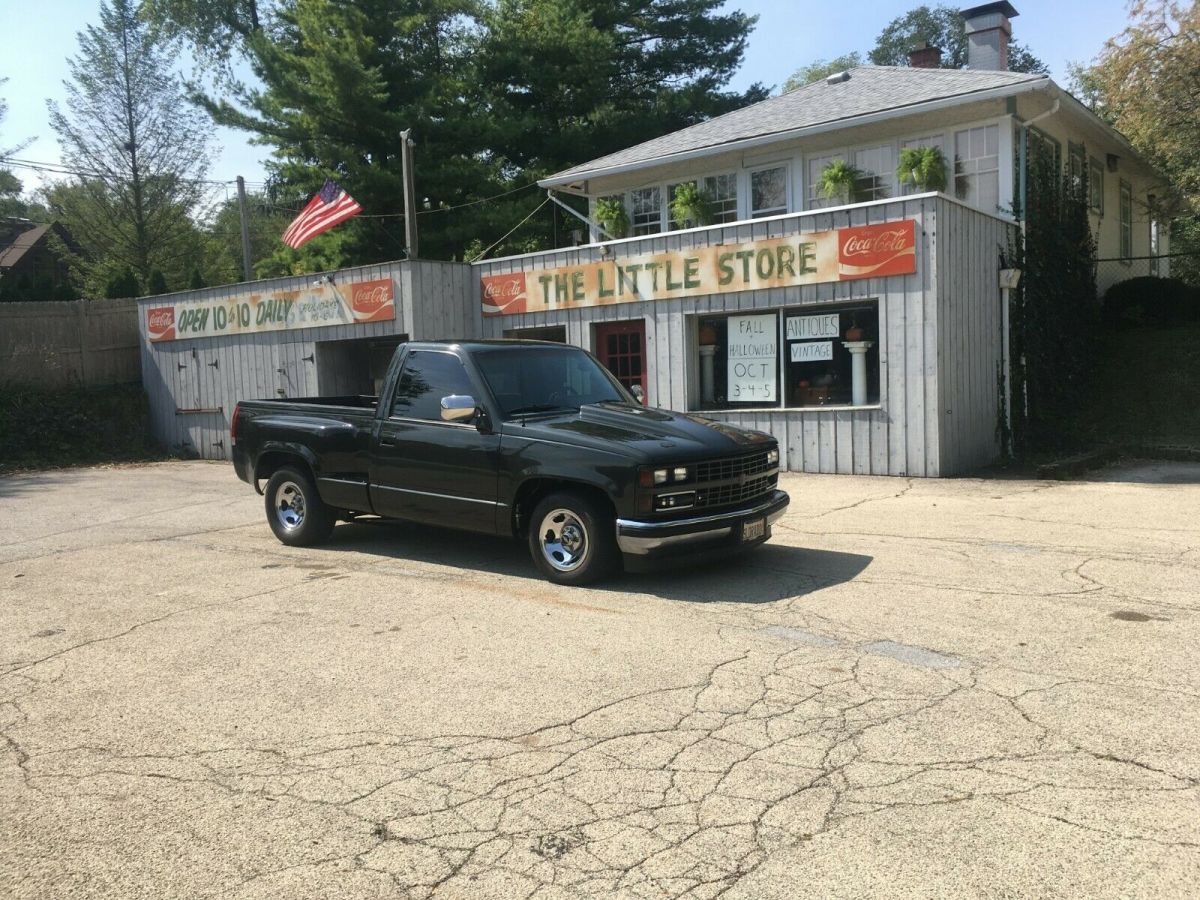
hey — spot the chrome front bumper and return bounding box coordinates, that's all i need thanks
[615,490,790,556]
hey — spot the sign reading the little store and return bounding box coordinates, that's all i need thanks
[480,220,916,316]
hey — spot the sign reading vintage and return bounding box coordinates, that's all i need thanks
[146,277,396,342]
[480,220,916,317]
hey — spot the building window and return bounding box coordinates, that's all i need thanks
[505,325,566,342]
[1068,142,1086,197]
[954,124,1000,212]
[692,303,880,411]
[900,134,947,195]
[854,144,895,202]
[806,153,842,209]
[702,173,738,223]
[1149,195,1160,276]
[1088,157,1104,214]
[1119,180,1133,262]
[630,186,662,236]
[751,166,788,218]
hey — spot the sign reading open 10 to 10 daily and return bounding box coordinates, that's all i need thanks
[145,277,396,342]
[479,219,917,316]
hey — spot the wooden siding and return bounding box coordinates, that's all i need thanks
[935,199,1011,474]
[136,260,464,459]
[476,195,1015,476]
[0,298,140,387]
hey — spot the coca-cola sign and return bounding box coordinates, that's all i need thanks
[350,278,395,323]
[146,307,175,342]
[481,273,527,316]
[837,220,917,280]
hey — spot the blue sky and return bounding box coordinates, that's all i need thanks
[2,0,1134,196]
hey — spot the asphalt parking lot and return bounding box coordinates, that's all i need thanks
[2,460,1199,899]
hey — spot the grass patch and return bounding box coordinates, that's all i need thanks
[0,382,166,473]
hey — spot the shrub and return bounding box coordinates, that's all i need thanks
[0,383,161,471]
[1102,276,1200,328]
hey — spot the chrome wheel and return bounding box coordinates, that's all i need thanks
[273,480,306,531]
[538,508,589,572]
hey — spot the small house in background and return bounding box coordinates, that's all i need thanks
[0,220,80,301]
[544,1,1168,289]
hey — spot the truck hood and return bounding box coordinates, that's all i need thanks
[504,402,774,462]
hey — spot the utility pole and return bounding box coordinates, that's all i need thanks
[235,176,253,282]
[400,130,418,258]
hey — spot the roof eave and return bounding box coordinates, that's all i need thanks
[541,77,1052,190]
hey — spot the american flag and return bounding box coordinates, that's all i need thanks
[282,178,363,249]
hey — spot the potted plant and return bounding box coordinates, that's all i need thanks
[896,146,948,193]
[818,159,866,204]
[593,197,630,239]
[669,182,713,229]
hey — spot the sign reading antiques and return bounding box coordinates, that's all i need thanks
[480,220,916,317]
[146,277,395,342]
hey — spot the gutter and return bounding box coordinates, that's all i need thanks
[541,77,1053,189]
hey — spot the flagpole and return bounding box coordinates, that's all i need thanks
[400,130,418,259]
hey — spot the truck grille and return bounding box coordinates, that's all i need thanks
[691,450,777,510]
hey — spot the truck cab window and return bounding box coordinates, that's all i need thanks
[391,351,476,420]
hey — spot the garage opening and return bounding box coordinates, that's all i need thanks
[315,335,408,396]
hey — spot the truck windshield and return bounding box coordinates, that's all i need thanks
[474,347,630,418]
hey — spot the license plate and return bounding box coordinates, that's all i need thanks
[742,517,766,542]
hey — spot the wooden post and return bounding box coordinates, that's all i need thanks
[236,176,253,282]
[400,130,418,259]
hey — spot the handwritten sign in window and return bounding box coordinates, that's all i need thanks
[726,314,777,402]
[791,341,834,362]
[785,314,840,340]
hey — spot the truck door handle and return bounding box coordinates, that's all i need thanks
[379,439,396,447]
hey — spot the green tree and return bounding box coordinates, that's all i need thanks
[1073,1,1199,284]
[1,79,42,220]
[869,4,1048,73]
[474,0,765,255]
[148,0,766,263]
[47,0,214,294]
[782,53,863,92]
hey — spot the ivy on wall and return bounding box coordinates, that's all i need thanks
[1007,146,1099,455]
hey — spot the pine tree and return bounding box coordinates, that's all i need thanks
[47,0,214,295]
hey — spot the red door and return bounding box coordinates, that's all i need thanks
[595,320,648,404]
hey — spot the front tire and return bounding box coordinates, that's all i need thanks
[264,466,335,546]
[528,491,618,585]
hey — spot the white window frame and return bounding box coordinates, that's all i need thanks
[804,151,845,210]
[853,143,897,203]
[1119,179,1133,263]
[630,186,663,236]
[748,163,790,218]
[953,123,1002,214]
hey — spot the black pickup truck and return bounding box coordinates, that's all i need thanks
[231,340,788,584]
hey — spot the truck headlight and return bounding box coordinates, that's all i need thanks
[672,466,689,482]
[655,491,696,511]
[767,448,779,465]
[654,468,669,485]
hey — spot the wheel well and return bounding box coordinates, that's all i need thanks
[512,478,615,537]
[254,452,315,493]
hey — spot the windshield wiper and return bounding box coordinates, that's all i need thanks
[505,404,573,418]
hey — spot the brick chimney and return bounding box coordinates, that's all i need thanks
[909,42,943,68]
[961,2,1018,71]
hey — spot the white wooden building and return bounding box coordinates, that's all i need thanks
[135,1,1161,477]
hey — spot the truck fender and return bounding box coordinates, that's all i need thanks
[253,441,322,494]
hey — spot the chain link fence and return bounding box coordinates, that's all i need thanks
[1096,252,1200,297]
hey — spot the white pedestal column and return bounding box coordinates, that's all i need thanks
[842,340,875,406]
[699,344,716,405]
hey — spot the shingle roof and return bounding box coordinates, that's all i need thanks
[543,66,1048,185]
[0,224,52,271]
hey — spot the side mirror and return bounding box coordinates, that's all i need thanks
[440,394,477,422]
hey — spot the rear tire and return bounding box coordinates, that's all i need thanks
[528,491,618,585]
[264,466,335,546]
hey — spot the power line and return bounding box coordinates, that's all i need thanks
[468,197,550,263]
[0,155,268,188]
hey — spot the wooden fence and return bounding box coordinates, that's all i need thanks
[0,298,140,387]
